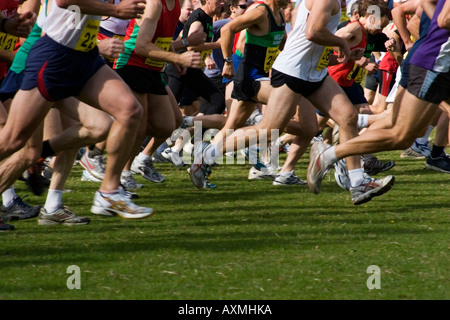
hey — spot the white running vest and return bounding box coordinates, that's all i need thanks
[100,0,130,36]
[43,0,105,51]
[272,0,341,82]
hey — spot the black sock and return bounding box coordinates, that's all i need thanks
[41,140,55,158]
[431,145,444,158]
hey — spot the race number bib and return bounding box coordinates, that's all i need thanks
[0,32,18,51]
[317,46,333,71]
[346,64,368,84]
[264,47,280,73]
[145,37,172,68]
[74,19,100,52]
[201,49,212,67]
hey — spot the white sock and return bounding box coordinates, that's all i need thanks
[137,152,151,163]
[171,143,182,153]
[2,186,16,208]
[44,189,63,214]
[279,170,293,177]
[322,146,338,165]
[349,168,365,187]
[357,114,369,129]
[416,125,434,144]
[121,170,132,178]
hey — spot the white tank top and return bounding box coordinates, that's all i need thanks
[43,0,104,52]
[272,0,341,82]
[100,0,130,36]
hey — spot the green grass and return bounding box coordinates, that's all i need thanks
[1,148,449,300]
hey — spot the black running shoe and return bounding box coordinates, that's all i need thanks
[364,156,395,175]
[1,195,41,222]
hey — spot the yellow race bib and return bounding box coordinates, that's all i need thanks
[145,37,172,68]
[264,47,280,73]
[0,32,18,51]
[317,46,333,71]
[74,19,100,52]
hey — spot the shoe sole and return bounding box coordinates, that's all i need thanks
[272,181,306,186]
[37,219,90,226]
[91,206,154,219]
[425,163,450,174]
[353,175,395,205]
[189,163,206,189]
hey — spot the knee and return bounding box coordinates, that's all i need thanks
[114,96,143,126]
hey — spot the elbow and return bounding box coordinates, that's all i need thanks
[305,27,316,42]
[437,15,450,30]
[134,43,146,57]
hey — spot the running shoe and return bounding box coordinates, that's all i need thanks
[306,142,333,194]
[248,166,276,180]
[0,217,14,231]
[425,154,450,173]
[161,147,185,167]
[80,153,105,180]
[350,175,395,205]
[334,159,351,191]
[38,205,90,226]
[131,157,165,183]
[410,140,432,157]
[81,170,102,182]
[120,172,144,189]
[273,171,306,185]
[91,187,153,219]
[22,158,49,196]
[189,141,210,189]
[1,195,41,222]
[363,156,395,175]
[400,147,426,159]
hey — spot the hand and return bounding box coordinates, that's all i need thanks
[204,56,216,70]
[384,38,396,51]
[222,62,234,80]
[178,51,203,69]
[98,37,124,59]
[365,62,379,76]
[114,0,146,20]
[349,48,365,61]
[4,11,36,38]
[336,42,351,64]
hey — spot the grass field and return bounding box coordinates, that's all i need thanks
[1,147,449,300]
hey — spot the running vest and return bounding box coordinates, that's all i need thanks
[43,0,104,52]
[242,2,285,74]
[272,0,341,82]
[114,0,180,72]
[181,8,213,64]
[10,1,48,74]
[327,21,367,87]
[410,0,450,73]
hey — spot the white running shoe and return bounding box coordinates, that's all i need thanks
[81,170,102,182]
[273,171,306,185]
[131,157,165,183]
[334,159,351,191]
[307,142,333,194]
[248,166,276,180]
[350,175,395,205]
[80,153,105,180]
[189,141,210,189]
[161,147,185,167]
[91,187,153,219]
[120,171,144,190]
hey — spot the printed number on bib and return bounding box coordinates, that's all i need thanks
[317,47,333,71]
[74,19,100,52]
[0,33,18,51]
[264,47,280,73]
[145,37,172,68]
